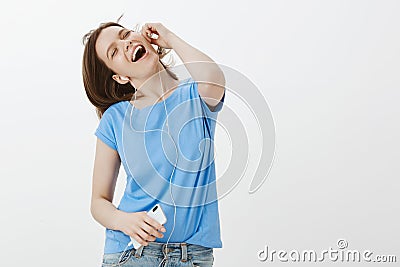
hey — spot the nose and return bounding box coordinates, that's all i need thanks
[125,40,132,53]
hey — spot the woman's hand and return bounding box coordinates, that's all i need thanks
[116,210,166,246]
[141,22,176,49]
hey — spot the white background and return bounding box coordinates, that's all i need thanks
[0,0,399,266]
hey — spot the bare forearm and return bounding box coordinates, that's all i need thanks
[168,33,225,86]
[91,197,124,231]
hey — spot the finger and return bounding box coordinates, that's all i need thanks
[144,215,166,232]
[144,22,157,31]
[144,23,161,38]
[141,29,159,46]
[141,27,152,43]
[137,229,155,244]
[142,221,164,238]
[140,225,158,241]
[132,233,148,246]
[143,23,154,35]
[150,38,160,46]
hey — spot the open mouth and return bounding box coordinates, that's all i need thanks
[132,45,147,62]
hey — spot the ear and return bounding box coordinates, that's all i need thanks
[112,74,130,84]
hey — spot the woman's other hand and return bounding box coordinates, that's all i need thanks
[116,210,167,246]
[141,22,175,49]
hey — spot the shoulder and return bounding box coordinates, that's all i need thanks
[183,77,225,114]
[101,101,128,119]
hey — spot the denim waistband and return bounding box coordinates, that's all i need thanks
[126,241,213,263]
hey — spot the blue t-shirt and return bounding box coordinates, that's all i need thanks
[94,77,225,254]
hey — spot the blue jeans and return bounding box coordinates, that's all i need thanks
[101,241,214,267]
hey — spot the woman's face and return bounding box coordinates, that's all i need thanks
[95,26,158,82]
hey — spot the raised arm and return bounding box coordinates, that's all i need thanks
[142,23,226,111]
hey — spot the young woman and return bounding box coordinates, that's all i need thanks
[82,19,225,267]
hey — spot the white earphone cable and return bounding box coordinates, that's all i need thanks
[116,68,178,266]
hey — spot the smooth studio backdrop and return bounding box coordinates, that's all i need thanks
[0,0,399,266]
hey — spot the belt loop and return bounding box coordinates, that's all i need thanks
[180,243,188,262]
[134,245,144,258]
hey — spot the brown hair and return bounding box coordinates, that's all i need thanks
[81,14,178,119]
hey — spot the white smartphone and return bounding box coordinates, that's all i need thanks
[129,204,167,249]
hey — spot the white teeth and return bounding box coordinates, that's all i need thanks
[132,45,142,62]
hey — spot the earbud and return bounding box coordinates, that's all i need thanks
[120,76,130,81]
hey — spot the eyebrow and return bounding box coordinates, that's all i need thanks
[106,28,125,60]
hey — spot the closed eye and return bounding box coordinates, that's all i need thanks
[111,30,132,58]
[123,30,131,38]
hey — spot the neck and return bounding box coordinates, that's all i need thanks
[134,62,178,100]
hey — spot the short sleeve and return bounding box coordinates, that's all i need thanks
[192,78,225,118]
[186,78,225,138]
[94,110,117,151]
